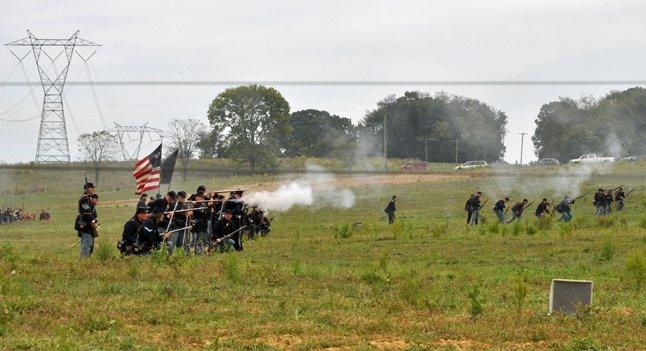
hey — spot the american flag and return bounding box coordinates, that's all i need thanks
[133,144,162,194]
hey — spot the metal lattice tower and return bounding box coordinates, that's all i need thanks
[6,30,100,163]
[110,123,163,161]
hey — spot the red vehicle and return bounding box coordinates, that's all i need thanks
[401,162,428,170]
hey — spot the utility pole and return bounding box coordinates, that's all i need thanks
[383,107,388,171]
[454,136,459,164]
[417,137,435,163]
[6,30,100,163]
[518,132,527,165]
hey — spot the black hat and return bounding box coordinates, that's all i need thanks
[167,191,177,199]
[151,205,165,214]
[177,191,187,198]
[197,185,207,193]
[135,206,149,214]
[224,209,233,214]
[90,194,99,199]
[84,182,94,189]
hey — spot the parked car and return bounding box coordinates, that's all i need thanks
[618,156,636,162]
[536,158,560,166]
[568,154,615,164]
[455,160,488,170]
[401,162,428,170]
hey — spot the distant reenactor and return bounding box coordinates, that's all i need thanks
[118,206,149,255]
[191,192,210,255]
[210,210,239,252]
[615,187,626,211]
[76,182,98,258]
[535,198,550,218]
[492,197,509,224]
[468,192,483,225]
[465,194,474,224]
[556,196,575,222]
[507,199,528,223]
[593,188,605,215]
[249,205,271,237]
[603,188,613,214]
[167,191,189,255]
[384,195,397,224]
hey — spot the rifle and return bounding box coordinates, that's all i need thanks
[521,201,534,212]
[164,207,208,215]
[478,199,488,210]
[162,225,194,236]
[610,185,623,192]
[574,192,588,201]
[207,225,248,253]
[625,188,636,197]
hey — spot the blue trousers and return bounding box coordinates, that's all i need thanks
[79,232,94,258]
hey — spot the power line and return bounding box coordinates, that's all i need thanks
[2,80,646,87]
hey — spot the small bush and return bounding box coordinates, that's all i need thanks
[467,286,484,319]
[525,223,537,235]
[511,221,522,236]
[333,224,353,239]
[513,277,528,321]
[487,221,499,234]
[536,217,552,231]
[599,237,614,261]
[431,222,449,238]
[94,239,115,262]
[625,250,645,287]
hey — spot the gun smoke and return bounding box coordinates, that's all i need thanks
[244,164,356,212]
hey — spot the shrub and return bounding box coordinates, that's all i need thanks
[333,224,353,239]
[487,221,499,234]
[625,250,645,287]
[431,222,449,238]
[525,223,538,235]
[467,286,484,319]
[599,237,614,261]
[511,221,522,236]
[513,277,528,321]
[94,239,115,262]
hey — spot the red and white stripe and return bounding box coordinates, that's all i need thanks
[133,154,160,194]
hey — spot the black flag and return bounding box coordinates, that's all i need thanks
[160,149,178,184]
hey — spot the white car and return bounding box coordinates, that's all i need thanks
[568,154,615,164]
[455,160,488,170]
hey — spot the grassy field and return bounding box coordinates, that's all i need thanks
[0,162,644,350]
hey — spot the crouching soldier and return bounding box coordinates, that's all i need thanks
[507,199,528,223]
[493,197,509,224]
[209,210,238,253]
[138,205,165,254]
[556,196,575,222]
[118,206,149,255]
[535,198,550,218]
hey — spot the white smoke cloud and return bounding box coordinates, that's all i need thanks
[243,163,356,212]
[604,131,623,159]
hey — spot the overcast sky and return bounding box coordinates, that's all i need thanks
[1,0,645,163]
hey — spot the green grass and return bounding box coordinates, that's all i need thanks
[0,162,645,349]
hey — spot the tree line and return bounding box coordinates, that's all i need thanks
[532,87,646,161]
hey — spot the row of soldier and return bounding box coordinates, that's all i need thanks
[117,185,272,256]
[465,187,633,225]
[75,183,271,258]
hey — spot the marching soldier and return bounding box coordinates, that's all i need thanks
[507,199,528,223]
[191,192,210,255]
[167,191,189,255]
[615,187,626,211]
[593,188,605,215]
[465,194,474,224]
[384,196,397,224]
[468,192,482,225]
[604,188,613,214]
[556,196,575,222]
[535,198,550,218]
[492,197,509,224]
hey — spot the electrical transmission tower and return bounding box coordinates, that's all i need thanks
[6,30,100,163]
[110,123,163,161]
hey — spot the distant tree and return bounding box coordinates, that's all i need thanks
[532,87,646,160]
[77,130,119,185]
[166,118,206,181]
[206,85,290,172]
[359,91,507,162]
[282,109,357,158]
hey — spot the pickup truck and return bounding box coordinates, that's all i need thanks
[568,154,615,164]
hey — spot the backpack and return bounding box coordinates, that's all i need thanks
[555,203,564,213]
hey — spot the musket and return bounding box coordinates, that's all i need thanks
[521,201,534,212]
[610,185,623,192]
[478,199,488,210]
[207,225,248,253]
[574,192,588,201]
[625,188,635,197]
[161,225,194,236]
[164,207,208,215]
